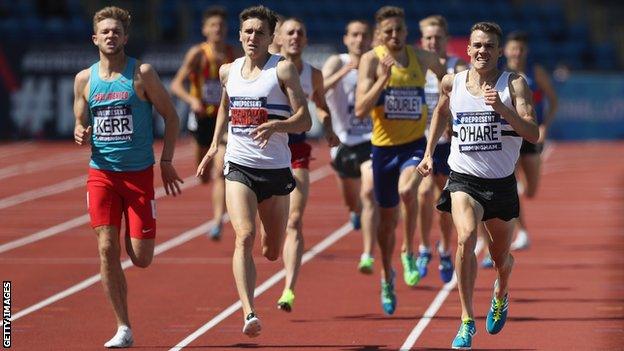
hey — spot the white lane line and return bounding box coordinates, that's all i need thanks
[0,176,200,254]
[399,240,485,351]
[169,222,352,351]
[0,175,86,210]
[11,221,213,321]
[9,165,333,322]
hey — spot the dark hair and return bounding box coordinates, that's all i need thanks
[506,30,529,44]
[203,6,227,23]
[374,6,404,24]
[345,19,370,35]
[470,21,503,46]
[239,5,278,35]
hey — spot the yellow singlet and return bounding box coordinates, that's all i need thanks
[370,45,428,146]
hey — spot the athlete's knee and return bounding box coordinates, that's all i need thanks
[360,185,375,205]
[524,184,538,198]
[262,246,280,261]
[417,183,433,201]
[98,238,120,263]
[491,252,514,272]
[287,210,303,232]
[131,253,153,268]
[456,231,477,253]
[398,186,416,205]
[234,231,255,250]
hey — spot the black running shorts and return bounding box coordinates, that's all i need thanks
[331,141,372,179]
[225,162,296,203]
[437,171,519,221]
[520,139,544,155]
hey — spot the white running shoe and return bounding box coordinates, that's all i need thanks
[242,312,261,337]
[104,325,133,348]
[510,230,530,251]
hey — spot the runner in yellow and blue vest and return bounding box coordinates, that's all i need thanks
[355,6,445,315]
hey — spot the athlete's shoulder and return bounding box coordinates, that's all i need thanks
[219,62,232,83]
[441,73,455,93]
[75,67,91,83]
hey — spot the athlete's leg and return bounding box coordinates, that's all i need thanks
[196,144,212,184]
[336,175,362,215]
[258,194,290,261]
[377,206,398,281]
[96,225,130,328]
[484,218,515,298]
[125,236,155,268]
[282,168,309,291]
[450,191,484,321]
[360,160,377,258]
[210,145,227,231]
[416,175,435,249]
[398,165,423,255]
[434,174,453,253]
[226,180,259,317]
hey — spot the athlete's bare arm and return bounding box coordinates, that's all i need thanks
[485,73,539,143]
[197,63,231,177]
[322,54,356,92]
[312,67,339,146]
[534,64,558,142]
[418,73,454,177]
[417,48,446,80]
[355,50,391,118]
[170,46,203,113]
[73,69,92,146]
[252,60,312,148]
[138,62,184,196]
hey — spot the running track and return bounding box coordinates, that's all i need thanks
[1,139,623,350]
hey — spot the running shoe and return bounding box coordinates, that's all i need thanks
[104,325,133,348]
[481,254,494,269]
[486,292,509,334]
[510,229,530,251]
[400,252,420,287]
[416,251,432,278]
[358,254,374,274]
[208,223,222,241]
[439,254,454,283]
[451,319,476,350]
[242,312,261,337]
[380,270,397,315]
[350,211,361,230]
[277,289,295,312]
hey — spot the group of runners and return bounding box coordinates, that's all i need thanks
[73,4,556,349]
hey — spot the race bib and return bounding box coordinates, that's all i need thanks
[347,105,372,135]
[92,105,133,142]
[202,79,222,105]
[454,111,501,152]
[384,87,424,120]
[229,97,268,134]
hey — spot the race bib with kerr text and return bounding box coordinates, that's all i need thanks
[454,111,502,152]
[230,97,268,134]
[92,105,133,142]
[384,87,424,120]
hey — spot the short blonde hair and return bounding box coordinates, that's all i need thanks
[93,6,131,34]
[419,15,448,36]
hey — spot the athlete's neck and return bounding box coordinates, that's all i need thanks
[99,51,127,78]
[348,52,361,63]
[470,67,501,89]
[205,40,226,51]
[244,52,271,71]
[384,45,408,66]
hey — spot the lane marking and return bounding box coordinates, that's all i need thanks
[169,222,352,351]
[10,165,333,322]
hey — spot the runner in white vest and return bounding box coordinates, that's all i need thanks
[417,22,538,349]
[415,14,468,284]
[322,19,378,275]
[274,17,339,313]
[196,5,311,338]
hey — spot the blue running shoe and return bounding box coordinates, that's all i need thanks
[481,254,494,269]
[380,270,396,315]
[209,223,222,241]
[350,212,361,230]
[452,319,476,349]
[439,254,454,283]
[416,251,432,278]
[486,293,509,334]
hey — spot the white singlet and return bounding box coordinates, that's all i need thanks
[326,53,372,146]
[225,54,292,169]
[300,61,314,99]
[447,70,522,179]
[424,56,459,144]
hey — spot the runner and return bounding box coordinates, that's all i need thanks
[73,6,183,348]
[196,5,311,337]
[417,22,539,349]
